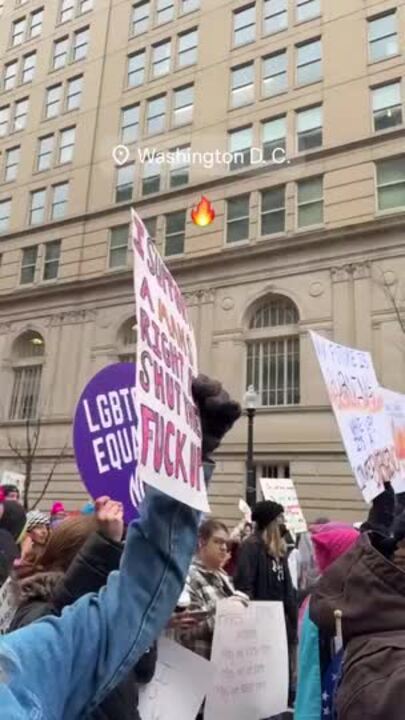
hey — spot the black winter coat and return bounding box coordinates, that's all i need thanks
[9,531,157,720]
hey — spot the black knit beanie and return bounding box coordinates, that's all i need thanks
[252,500,284,531]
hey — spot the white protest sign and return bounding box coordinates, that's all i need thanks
[310,331,404,502]
[0,578,18,634]
[205,600,288,720]
[131,209,209,512]
[382,388,405,482]
[260,477,307,534]
[238,498,251,522]
[139,637,215,720]
[1,470,25,497]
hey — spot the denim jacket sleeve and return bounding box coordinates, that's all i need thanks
[0,463,214,720]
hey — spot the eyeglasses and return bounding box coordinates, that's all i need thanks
[212,537,229,548]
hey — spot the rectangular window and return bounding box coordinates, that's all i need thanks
[79,0,93,13]
[4,61,18,91]
[53,37,69,69]
[46,85,62,118]
[9,364,42,420]
[43,240,61,280]
[59,0,74,23]
[181,0,199,14]
[132,1,150,35]
[368,12,398,63]
[157,0,174,25]
[128,50,145,87]
[147,95,166,135]
[227,195,250,243]
[37,135,54,171]
[247,338,300,406]
[0,106,10,137]
[233,4,256,47]
[229,126,252,170]
[263,50,287,97]
[296,38,322,85]
[13,98,28,131]
[264,0,287,35]
[178,29,198,67]
[262,116,286,161]
[165,210,186,256]
[121,104,140,143]
[115,163,134,202]
[296,0,320,22]
[376,156,405,211]
[372,82,402,131]
[144,217,157,239]
[0,198,11,233]
[173,85,193,127]
[29,8,43,38]
[231,62,254,108]
[261,186,285,235]
[12,18,26,46]
[51,182,69,220]
[30,189,46,224]
[66,75,83,110]
[59,126,75,163]
[297,105,322,151]
[152,40,171,78]
[170,146,190,187]
[297,176,323,227]
[142,158,161,195]
[5,146,20,182]
[109,226,128,268]
[73,27,89,61]
[20,246,38,284]
[22,52,36,83]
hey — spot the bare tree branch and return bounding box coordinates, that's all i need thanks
[375,266,405,335]
[31,444,68,511]
[7,436,26,464]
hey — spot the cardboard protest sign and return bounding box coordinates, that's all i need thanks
[73,362,143,523]
[205,600,288,720]
[0,578,18,634]
[131,209,209,512]
[310,331,404,502]
[382,388,405,482]
[260,477,307,534]
[139,637,215,720]
[1,470,26,497]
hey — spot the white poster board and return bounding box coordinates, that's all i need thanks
[131,209,209,512]
[310,331,404,502]
[139,637,215,720]
[204,600,288,720]
[383,388,405,483]
[0,578,18,634]
[1,470,25,497]
[260,477,307,534]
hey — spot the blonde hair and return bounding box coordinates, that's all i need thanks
[263,519,287,560]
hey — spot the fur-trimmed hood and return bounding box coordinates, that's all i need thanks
[16,570,64,606]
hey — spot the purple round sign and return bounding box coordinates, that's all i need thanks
[73,363,143,523]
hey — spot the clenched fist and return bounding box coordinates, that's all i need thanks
[95,496,124,543]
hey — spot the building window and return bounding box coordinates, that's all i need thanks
[13,98,28,131]
[128,50,145,87]
[261,186,285,235]
[73,27,89,61]
[144,217,157,240]
[173,85,193,127]
[53,37,69,69]
[246,295,300,406]
[5,146,20,182]
[0,106,10,137]
[262,116,286,160]
[115,163,134,202]
[376,156,405,211]
[178,29,198,67]
[169,146,190,187]
[181,0,199,13]
[37,135,54,171]
[66,75,83,110]
[45,85,62,119]
[59,0,74,23]
[152,40,171,78]
[51,182,69,220]
[43,240,61,280]
[79,0,93,13]
[229,126,252,171]
[109,226,129,268]
[264,0,287,35]
[22,52,36,83]
[262,50,287,97]
[165,210,186,256]
[372,82,402,132]
[118,317,137,363]
[12,18,26,47]
[226,194,250,243]
[4,61,18,91]
[147,95,166,135]
[157,0,174,25]
[233,4,256,47]
[121,104,140,144]
[132,0,150,35]
[29,8,43,38]
[29,189,46,224]
[297,105,322,151]
[296,38,322,85]
[20,246,38,283]
[368,12,398,63]
[231,62,254,108]
[0,198,11,233]
[9,331,44,420]
[59,127,75,163]
[142,158,161,195]
[297,176,323,227]
[296,0,320,22]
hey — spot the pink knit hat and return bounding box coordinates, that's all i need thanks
[311,524,359,573]
[51,502,65,515]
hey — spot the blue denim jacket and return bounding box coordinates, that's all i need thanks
[0,465,213,720]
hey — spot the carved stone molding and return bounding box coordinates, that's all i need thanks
[184,289,215,304]
[0,322,12,335]
[221,296,235,311]
[330,262,371,283]
[48,309,98,327]
[309,282,324,298]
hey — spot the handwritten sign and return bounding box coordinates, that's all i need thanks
[310,331,404,502]
[205,600,288,720]
[382,388,405,482]
[260,477,307,535]
[131,209,209,512]
[0,578,18,634]
[139,637,215,720]
[1,470,26,497]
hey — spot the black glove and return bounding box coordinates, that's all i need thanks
[363,482,395,535]
[192,374,241,460]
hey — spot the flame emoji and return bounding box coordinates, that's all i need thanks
[191,196,216,227]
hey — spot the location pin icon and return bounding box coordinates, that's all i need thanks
[112,145,130,166]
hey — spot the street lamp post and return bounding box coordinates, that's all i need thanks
[244,385,259,508]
